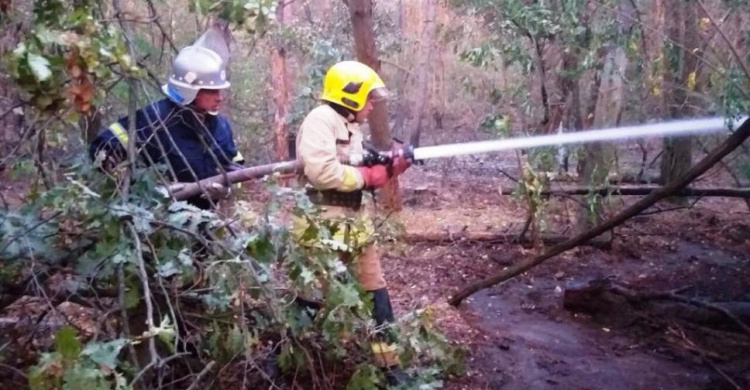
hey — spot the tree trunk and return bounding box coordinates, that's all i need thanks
[576,1,633,234]
[555,38,581,173]
[346,0,403,210]
[577,48,627,233]
[0,17,23,159]
[391,0,409,139]
[660,0,698,191]
[271,0,291,161]
[80,107,102,145]
[0,77,21,159]
[407,0,437,147]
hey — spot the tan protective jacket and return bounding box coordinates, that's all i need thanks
[296,105,365,192]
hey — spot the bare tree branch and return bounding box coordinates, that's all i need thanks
[126,222,158,365]
[145,0,179,56]
[696,0,750,83]
[588,0,725,77]
[131,352,190,387]
[118,264,143,378]
[534,186,750,198]
[112,0,140,198]
[185,361,216,390]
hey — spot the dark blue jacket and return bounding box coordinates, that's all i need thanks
[90,98,243,182]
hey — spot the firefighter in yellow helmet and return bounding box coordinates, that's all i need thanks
[294,61,412,385]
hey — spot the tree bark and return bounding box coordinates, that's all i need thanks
[577,47,627,233]
[448,118,750,307]
[0,16,23,157]
[169,160,301,200]
[576,0,633,234]
[346,0,403,210]
[270,0,291,161]
[555,42,581,173]
[660,0,698,189]
[80,106,102,144]
[390,0,410,139]
[408,0,437,147]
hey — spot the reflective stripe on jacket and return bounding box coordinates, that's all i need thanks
[89,98,243,182]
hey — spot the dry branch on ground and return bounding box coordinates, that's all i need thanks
[403,231,611,249]
[533,186,750,198]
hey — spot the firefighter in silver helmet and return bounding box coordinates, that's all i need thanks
[90,43,245,209]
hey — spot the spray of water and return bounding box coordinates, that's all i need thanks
[412,116,749,161]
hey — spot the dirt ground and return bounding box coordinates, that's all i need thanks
[382,150,750,390]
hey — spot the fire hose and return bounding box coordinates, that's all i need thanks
[168,116,747,201]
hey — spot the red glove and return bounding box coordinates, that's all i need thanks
[358,165,389,188]
[391,155,412,177]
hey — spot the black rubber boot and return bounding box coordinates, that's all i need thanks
[369,288,413,388]
[384,366,412,387]
[371,288,396,326]
[294,295,323,312]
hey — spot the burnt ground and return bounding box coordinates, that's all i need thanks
[381,152,750,390]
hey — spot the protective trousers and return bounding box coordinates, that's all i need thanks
[291,202,399,369]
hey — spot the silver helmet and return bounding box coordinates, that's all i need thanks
[161,46,230,106]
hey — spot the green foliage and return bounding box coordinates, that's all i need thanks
[82,339,131,370]
[7,159,37,180]
[513,162,550,232]
[480,113,510,136]
[2,166,461,387]
[208,323,254,363]
[460,43,498,68]
[347,364,382,390]
[288,38,348,128]
[719,67,750,119]
[190,0,277,34]
[0,208,59,263]
[663,40,682,77]
[399,308,465,378]
[715,67,750,183]
[741,162,750,181]
[496,0,562,39]
[29,327,129,390]
[455,0,622,124]
[54,326,82,363]
[8,0,135,112]
[722,0,748,9]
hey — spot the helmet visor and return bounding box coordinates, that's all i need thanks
[368,87,390,104]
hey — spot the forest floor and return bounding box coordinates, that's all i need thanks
[380,147,750,390]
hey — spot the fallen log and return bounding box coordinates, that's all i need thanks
[534,186,750,198]
[563,278,750,335]
[448,117,750,306]
[403,231,611,249]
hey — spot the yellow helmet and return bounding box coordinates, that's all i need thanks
[320,61,389,112]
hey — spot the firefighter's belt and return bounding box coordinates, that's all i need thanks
[306,188,363,210]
